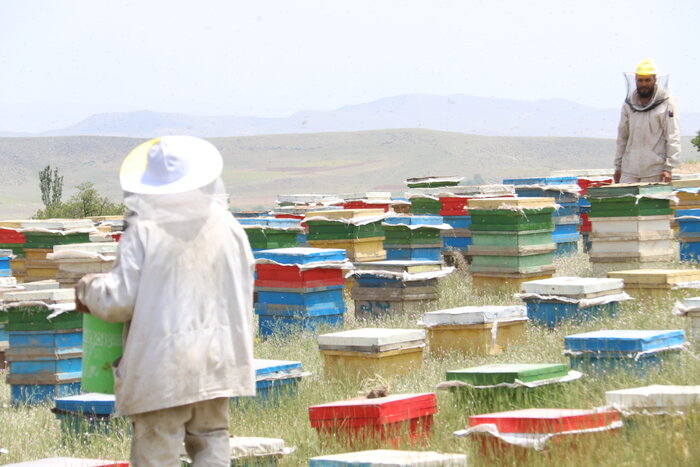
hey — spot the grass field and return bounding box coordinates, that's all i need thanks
[2,249,700,465]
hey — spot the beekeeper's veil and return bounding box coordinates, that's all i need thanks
[119,136,228,223]
[623,58,670,112]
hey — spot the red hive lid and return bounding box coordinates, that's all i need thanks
[469,408,620,434]
[309,393,437,428]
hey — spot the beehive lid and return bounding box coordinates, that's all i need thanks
[683,296,700,308]
[53,243,118,255]
[2,459,128,467]
[352,260,442,274]
[564,329,685,352]
[384,216,444,226]
[468,408,620,433]
[521,277,623,296]
[309,393,437,426]
[19,280,60,291]
[3,288,75,303]
[607,269,700,285]
[468,197,556,210]
[318,328,425,351]
[309,449,467,466]
[254,247,346,264]
[21,219,94,230]
[587,183,672,198]
[228,437,287,459]
[253,359,302,377]
[446,363,569,386]
[55,393,115,415]
[0,249,12,257]
[0,219,28,228]
[305,209,385,219]
[605,385,700,410]
[421,306,526,326]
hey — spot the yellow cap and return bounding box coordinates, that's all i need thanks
[636,58,657,76]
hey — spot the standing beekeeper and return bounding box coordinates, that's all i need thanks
[75,135,256,466]
[614,58,681,183]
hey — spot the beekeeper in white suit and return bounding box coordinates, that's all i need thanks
[76,135,255,466]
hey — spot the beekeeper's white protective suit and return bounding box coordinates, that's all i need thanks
[77,136,255,467]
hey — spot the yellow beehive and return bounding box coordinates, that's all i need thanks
[308,237,386,262]
[672,179,700,189]
[468,197,556,210]
[423,306,527,356]
[608,269,700,299]
[0,220,28,229]
[319,328,425,379]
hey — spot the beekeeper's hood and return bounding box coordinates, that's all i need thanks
[119,136,228,222]
[623,58,670,112]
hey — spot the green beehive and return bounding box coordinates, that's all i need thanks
[245,229,299,249]
[0,244,25,256]
[471,229,554,248]
[305,220,384,240]
[383,225,442,245]
[589,197,672,218]
[446,363,569,386]
[6,306,83,332]
[408,197,442,215]
[469,208,555,232]
[23,232,91,249]
[471,252,554,273]
[587,183,672,199]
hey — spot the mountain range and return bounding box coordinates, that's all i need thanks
[3,94,699,139]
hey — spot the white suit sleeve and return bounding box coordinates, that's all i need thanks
[615,104,629,171]
[664,99,681,171]
[77,227,144,323]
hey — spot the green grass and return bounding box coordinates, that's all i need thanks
[2,248,700,465]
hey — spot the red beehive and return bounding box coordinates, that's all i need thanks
[309,393,437,448]
[255,263,345,288]
[0,228,26,244]
[577,177,613,197]
[439,197,469,216]
[342,201,392,213]
[468,408,621,456]
[579,212,592,233]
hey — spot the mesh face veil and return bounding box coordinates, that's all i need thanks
[623,72,670,112]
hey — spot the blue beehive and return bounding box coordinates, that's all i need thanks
[0,254,11,277]
[384,245,442,261]
[9,371,82,405]
[442,216,471,229]
[254,359,304,402]
[254,247,346,264]
[564,330,685,376]
[384,215,444,225]
[527,301,617,328]
[53,393,122,438]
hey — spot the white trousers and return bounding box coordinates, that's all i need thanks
[130,398,230,467]
[619,174,663,183]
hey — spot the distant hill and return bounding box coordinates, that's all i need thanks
[1,129,695,219]
[22,94,700,139]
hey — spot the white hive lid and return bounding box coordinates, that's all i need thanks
[522,277,623,296]
[53,243,118,255]
[421,306,526,326]
[3,288,75,303]
[318,328,425,348]
[606,385,700,410]
[229,437,287,459]
[21,219,94,230]
[20,280,60,291]
[309,449,468,466]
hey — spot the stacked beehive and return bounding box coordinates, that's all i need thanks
[671,178,700,232]
[437,184,516,263]
[305,209,387,262]
[253,247,349,338]
[20,219,96,282]
[674,208,700,261]
[0,221,27,282]
[236,217,303,250]
[563,329,685,376]
[517,277,630,328]
[318,328,426,379]
[4,288,82,405]
[586,183,675,276]
[467,197,557,289]
[503,176,581,256]
[47,242,117,288]
[348,260,452,318]
[382,215,449,261]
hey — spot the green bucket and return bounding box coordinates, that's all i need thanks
[82,314,123,394]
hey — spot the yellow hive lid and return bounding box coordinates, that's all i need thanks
[304,208,385,219]
[0,219,29,228]
[468,197,556,210]
[607,269,700,285]
[672,179,700,188]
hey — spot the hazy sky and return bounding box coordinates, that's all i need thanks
[1,0,698,132]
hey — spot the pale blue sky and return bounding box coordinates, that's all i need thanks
[1,0,698,132]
